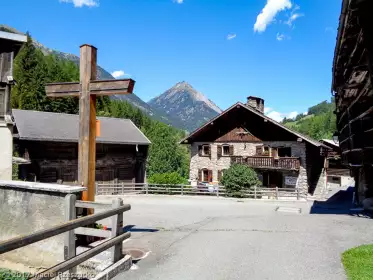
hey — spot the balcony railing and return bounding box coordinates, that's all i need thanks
[231,156,300,170]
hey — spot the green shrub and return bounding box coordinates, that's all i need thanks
[220,164,261,197]
[148,172,188,185]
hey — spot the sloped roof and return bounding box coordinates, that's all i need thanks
[12,109,150,145]
[181,102,326,148]
[320,139,339,148]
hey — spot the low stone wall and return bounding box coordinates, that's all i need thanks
[0,180,85,269]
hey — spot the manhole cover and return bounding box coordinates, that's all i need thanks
[276,207,301,214]
[123,248,148,261]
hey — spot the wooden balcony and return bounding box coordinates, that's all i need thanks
[231,156,300,171]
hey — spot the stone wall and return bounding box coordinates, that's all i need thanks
[189,141,309,193]
[0,180,85,268]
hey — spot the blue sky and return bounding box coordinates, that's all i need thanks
[4,0,341,121]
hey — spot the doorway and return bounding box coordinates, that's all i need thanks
[263,171,283,188]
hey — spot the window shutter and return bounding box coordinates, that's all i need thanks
[208,170,213,182]
[217,145,222,157]
[218,170,222,182]
[198,169,202,181]
[198,145,202,156]
[256,146,262,156]
[229,145,234,156]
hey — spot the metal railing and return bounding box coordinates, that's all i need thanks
[232,156,301,170]
[0,195,131,280]
[96,183,305,200]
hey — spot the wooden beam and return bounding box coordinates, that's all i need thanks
[0,204,131,254]
[89,79,135,96]
[31,232,131,280]
[45,79,135,98]
[45,82,80,97]
[79,44,96,203]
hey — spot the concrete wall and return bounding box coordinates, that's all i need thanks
[0,124,13,180]
[0,180,85,268]
[189,141,309,192]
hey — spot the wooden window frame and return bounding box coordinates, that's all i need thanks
[222,144,230,156]
[200,144,211,157]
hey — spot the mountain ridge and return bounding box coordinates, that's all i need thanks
[148,81,222,131]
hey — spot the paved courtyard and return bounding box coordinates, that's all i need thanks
[96,194,373,280]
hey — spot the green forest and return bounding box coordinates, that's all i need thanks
[282,99,336,140]
[12,34,189,180]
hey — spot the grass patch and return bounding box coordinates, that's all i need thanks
[342,244,373,280]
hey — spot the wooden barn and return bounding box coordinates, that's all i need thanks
[12,109,150,184]
[332,0,373,204]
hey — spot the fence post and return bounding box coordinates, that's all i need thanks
[64,194,77,275]
[121,182,124,195]
[111,198,124,263]
[181,185,184,196]
[254,185,257,199]
[276,187,279,200]
[297,187,300,200]
[95,183,98,196]
[145,183,149,195]
[216,186,219,197]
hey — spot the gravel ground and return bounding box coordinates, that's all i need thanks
[96,195,373,280]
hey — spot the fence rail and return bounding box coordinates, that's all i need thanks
[96,183,305,200]
[0,195,131,280]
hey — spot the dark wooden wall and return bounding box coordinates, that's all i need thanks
[215,127,261,142]
[16,140,148,184]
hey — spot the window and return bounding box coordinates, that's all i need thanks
[199,145,211,157]
[202,169,209,182]
[222,145,230,156]
[202,145,210,156]
[256,146,263,156]
[263,146,270,156]
[278,147,292,157]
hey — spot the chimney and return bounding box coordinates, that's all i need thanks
[247,96,264,113]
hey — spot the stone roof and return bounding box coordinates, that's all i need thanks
[12,109,151,145]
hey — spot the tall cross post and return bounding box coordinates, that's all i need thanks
[46,44,135,202]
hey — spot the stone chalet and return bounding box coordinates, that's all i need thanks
[181,97,331,196]
[12,109,150,184]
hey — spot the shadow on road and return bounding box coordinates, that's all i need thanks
[123,224,159,233]
[309,187,371,218]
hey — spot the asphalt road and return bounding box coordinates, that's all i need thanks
[96,195,373,280]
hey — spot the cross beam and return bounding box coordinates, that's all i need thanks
[45,44,135,203]
[46,79,135,97]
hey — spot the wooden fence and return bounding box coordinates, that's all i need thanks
[0,195,131,280]
[95,183,305,200]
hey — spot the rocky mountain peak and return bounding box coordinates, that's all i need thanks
[148,82,222,131]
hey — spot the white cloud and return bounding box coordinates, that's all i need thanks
[276,33,291,41]
[60,0,98,7]
[285,13,304,27]
[325,27,334,33]
[174,0,184,3]
[111,70,130,79]
[287,111,298,119]
[227,34,237,40]
[254,0,292,33]
[276,33,285,41]
[304,111,308,115]
[265,108,298,122]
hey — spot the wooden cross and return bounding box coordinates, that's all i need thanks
[46,44,135,202]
